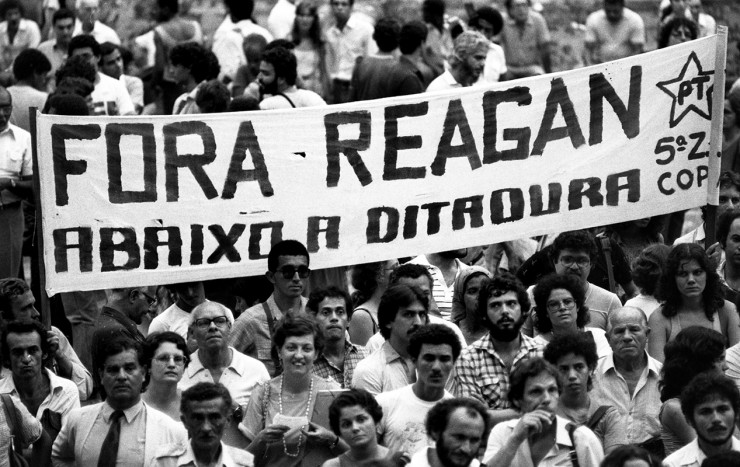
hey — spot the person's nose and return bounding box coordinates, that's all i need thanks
[31,306,40,320]
[458,439,474,456]
[567,368,578,382]
[411,313,423,326]
[329,312,339,323]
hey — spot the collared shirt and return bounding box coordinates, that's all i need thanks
[0,123,32,205]
[312,340,368,388]
[0,393,41,467]
[72,20,120,45]
[212,17,272,81]
[50,325,93,401]
[156,441,254,467]
[484,414,604,466]
[663,437,740,467]
[425,69,461,93]
[591,352,662,444]
[149,299,232,342]
[500,11,551,70]
[179,347,269,408]
[172,82,203,115]
[0,368,80,422]
[408,447,481,467]
[453,333,544,409]
[0,19,41,70]
[228,294,308,377]
[351,340,416,396]
[409,255,467,320]
[323,14,376,81]
[80,400,147,466]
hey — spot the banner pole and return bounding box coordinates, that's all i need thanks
[705,27,728,247]
[29,108,50,329]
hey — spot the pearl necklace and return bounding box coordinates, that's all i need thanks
[279,375,314,457]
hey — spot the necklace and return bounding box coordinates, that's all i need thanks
[279,375,314,457]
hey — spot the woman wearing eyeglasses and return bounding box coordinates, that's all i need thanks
[141,331,190,420]
[647,243,740,362]
[241,314,346,467]
[532,273,611,358]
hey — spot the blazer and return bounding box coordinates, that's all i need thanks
[51,401,188,467]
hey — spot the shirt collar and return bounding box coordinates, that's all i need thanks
[0,368,68,396]
[177,442,234,467]
[0,124,17,138]
[187,347,242,378]
[600,351,660,376]
[103,399,144,423]
[381,340,404,364]
[676,437,740,466]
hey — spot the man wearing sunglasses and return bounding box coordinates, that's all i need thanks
[229,239,311,377]
[181,301,269,448]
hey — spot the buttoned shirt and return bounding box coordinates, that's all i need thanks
[0,19,41,70]
[228,294,307,376]
[484,415,604,466]
[323,14,376,81]
[312,340,368,388]
[153,441,255,467]
[351,340,416,396]
[179,347,270,408]
[409,255,468,320]
[500,11,551,70]
[0,393,41,467]
[0,123,32,205]
[590,352,662,444]
[0,368,79,422]
[453,333,544,409]
[663,437,740,467]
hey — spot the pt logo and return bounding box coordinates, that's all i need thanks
[656,51,714,128]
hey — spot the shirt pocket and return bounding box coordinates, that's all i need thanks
[4,147,23,174]
[480,374,504,407]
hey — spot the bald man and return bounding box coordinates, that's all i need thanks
[591,307,663,446]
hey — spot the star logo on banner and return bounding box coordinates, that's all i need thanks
[656,51,714,128]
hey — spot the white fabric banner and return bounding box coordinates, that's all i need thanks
[36,36,724,294]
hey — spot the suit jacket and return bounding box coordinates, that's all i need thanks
[51,401,188,467]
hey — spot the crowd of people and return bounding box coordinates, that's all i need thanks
[1,0,740,466]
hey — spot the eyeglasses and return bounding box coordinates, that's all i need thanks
[558,256,591,268]
[154,354,186,365]
[546,298,576,312]
[139,291,157,307]
[276,266,311,279]
[194,316,230,329]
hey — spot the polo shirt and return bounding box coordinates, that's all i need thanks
[425,69,461,93]
[351,340,416,396]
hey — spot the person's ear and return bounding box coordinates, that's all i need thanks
[266,270,276,285]
[129,289,138,304]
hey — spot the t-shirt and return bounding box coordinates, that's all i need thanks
[91,72,135,115]
[376,385,453,455]
[407,447,481,467]
[259,88,326,110]
[585,8,645,63]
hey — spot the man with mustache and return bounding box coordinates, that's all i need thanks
[453,273,543,425]
[715,209,740,304]
[256,45,326,110]
[352,284,429,396]
[426,31,488,92]
[52,338,187,465]
[376,324,461,457]
[663,372,740,467]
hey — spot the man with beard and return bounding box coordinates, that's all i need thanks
[52,338,187,465]
[453,273,543,424]
[256,46,326,110]
[584,0,645,65]
[308,286,367,388]
[426,31,488,92]
[352,284,429,395]
[377,324,461,457]
[484,357,604,465]
[663,372,740,466]
[410,249,471,321]
[407,398,490,467]
[713,209,740,303]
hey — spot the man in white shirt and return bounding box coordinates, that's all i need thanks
[266,0,295,40]
[256,46,325,110]
[99,42,142,113]
[468,6,507,84]
[212,0,272,83]
[0,0,41,71]
[377,324,461,457]
[426,31,488,93]
[72,0,120,45]
[37,8,74,79]
[67,34,134,115]
[149,281,207,343]
[663,372,740,467]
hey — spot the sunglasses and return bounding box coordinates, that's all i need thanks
[276,266,311,279]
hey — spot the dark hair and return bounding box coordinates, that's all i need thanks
[508,357,560,408]
[543,331,598,390]
[0,0,23,18]
[1,320,51,367]
[399,21,427,55]
[266,39,295,51]
[55,76,94,98]
[203,50,221,81]
[389,263,433,290]
[0,278,30,321]
[377,284,429,339]
[181,382,233,416]
[291,1,322,47]
[328,388,383,435]
[422,0,445,32]
[12,48,51,81]
[262,46,297,86]
[99,41,118,59]
[307,286,353,319]
[46,93,90,115]
[701,450,740,467]
[169,42,208,78]
[660,326,727,401]
[718,209,740,246]
[681,372,740,426]
[658,17,698,49]
[228,95,259,112]
[408,323,462,361]
[350,261,389,308]
[157,0,179,16]
[55,55,97,85]
[144,331,190,369]
[224,0,254,21]
[267,240,309,272]
[532,273,589,333]
[52,7,75,24]
[424,397,490,437]
[721,171,740,192]
[631,244,671,296]
[273,314,324,355]
[373,18,401,52]
[68,34,101,58]
[477,273,530,326]
[93,337,147,380]
[657,243,723,320]
[604,217,665,244]
[195,79,230,113]
[600,445,658,467]
[549,230,598,263]
[505,0,530,10]
[469,6,503,36]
